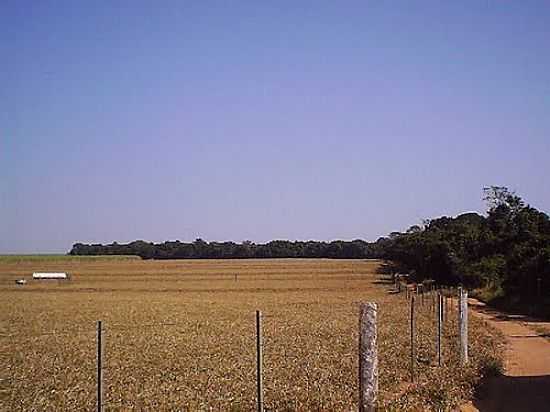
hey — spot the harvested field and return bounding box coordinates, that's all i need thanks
[0,258,503,411]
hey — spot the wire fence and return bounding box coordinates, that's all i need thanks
[1,284,471,411]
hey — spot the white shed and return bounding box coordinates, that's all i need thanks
[33,272,68,280]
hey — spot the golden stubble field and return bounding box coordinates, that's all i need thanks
[0,257,503,411]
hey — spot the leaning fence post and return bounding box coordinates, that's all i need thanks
[256,310,264,412]
[359,303,378,412]
[410,296,415,381]
[97,320,103,412]
[459,289,469,365]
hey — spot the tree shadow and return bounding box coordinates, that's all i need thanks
[471,300,550,324]
[483,295,550,321]
[372,278,394,285]
[375,261,399,275]
[472,374,550,412]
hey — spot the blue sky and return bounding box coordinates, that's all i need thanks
[2,1,549,253]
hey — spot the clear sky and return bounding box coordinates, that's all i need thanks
[2,1,549,253]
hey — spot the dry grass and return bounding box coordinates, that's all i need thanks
[0,258,503,411]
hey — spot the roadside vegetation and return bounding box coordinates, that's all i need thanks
[380,187,550,317]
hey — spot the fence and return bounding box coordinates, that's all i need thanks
[396,277,470,376]
[2,284,470,411]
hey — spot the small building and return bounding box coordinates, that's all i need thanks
[32,272,69,280]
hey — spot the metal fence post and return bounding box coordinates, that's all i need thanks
[256,311,264,412]
[410,296,415,381]
[97,320,103,412]
[359,303,378,412]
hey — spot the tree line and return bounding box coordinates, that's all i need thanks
[69,239,380,260]
[69,186,549,305]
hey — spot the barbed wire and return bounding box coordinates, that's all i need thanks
[1,303,368,340]
[1,287,457,342]
[0,329,97,340]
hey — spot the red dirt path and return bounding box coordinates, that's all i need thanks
[460,299,550,412]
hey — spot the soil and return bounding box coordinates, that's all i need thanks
[460,299,550,412]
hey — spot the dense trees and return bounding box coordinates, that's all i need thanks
[69,238,378,260]
[379,187,550,305]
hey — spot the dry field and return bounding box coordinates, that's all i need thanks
[0,257,503,411]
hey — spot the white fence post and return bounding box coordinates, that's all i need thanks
[458,288,469,365]
[359,303,378,412]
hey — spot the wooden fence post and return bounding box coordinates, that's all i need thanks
[437,293,442,366]
[441,292,445,324]
[410,296,415,381]
[97,320,103,412]
[359,303,378,412]
[256,311,264,412]
[459,289,469,365]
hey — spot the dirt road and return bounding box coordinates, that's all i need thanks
[461,299,550,412]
